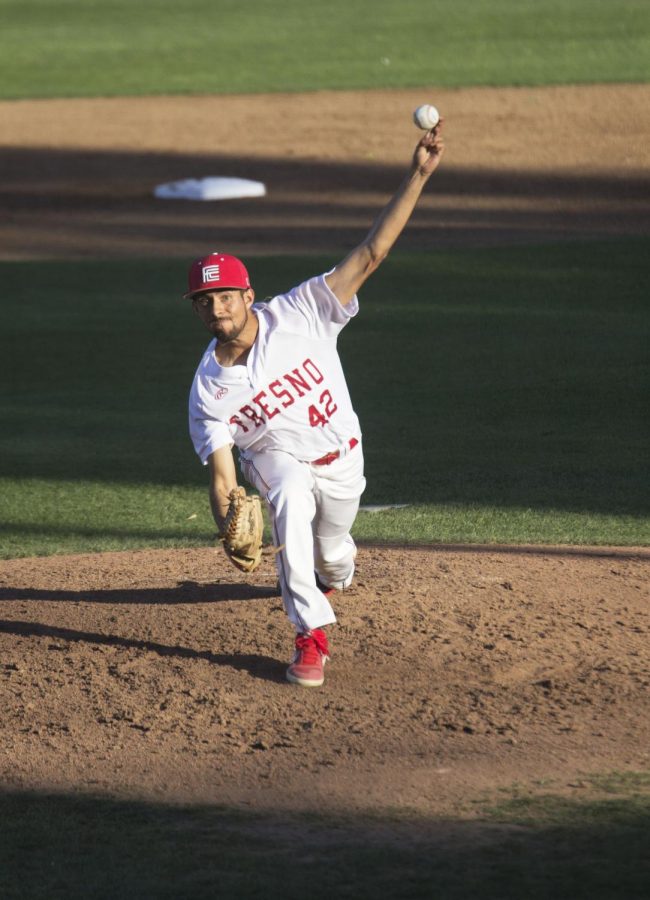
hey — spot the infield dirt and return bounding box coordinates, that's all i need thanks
[1,83,649,258]
[1,84,649,814]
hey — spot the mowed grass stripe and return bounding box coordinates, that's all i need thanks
[0,0,648,100]
[1,240,648,557]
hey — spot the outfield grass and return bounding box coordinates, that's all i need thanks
[1,240,648,558]
[1,772,649,899]
[0,0,648,100]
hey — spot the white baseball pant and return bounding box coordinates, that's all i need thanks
[240,442,366,632]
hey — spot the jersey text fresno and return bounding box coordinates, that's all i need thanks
[228,356,337,434]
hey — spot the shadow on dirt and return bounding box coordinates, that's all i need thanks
[1,144,648,260]
[0,579,279,604]
[0,617,286,682]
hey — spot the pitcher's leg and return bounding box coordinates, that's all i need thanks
[312,497,360,589]
[312,446,366,591]
[241,450,336,632]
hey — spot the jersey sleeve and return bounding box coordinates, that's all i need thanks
[189,375,233,465]
[264,272,359,339]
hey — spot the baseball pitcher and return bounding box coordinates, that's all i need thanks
[187,121,445,687]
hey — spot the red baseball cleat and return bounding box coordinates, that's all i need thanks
[286,628,330,687]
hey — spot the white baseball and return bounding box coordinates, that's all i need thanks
[413,104,440,130]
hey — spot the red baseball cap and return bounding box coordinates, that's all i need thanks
[184,252,251,299]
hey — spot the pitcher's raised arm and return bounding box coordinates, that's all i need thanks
[325,121,445,306]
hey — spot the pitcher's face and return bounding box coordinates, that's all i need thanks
[193,288,254,343]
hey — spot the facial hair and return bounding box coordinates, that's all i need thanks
[211,308,248,344]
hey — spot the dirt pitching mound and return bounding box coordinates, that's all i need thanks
[1,544,648,813]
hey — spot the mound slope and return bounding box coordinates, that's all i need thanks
[1,544,648,812]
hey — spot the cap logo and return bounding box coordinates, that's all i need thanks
[202,264,220,283]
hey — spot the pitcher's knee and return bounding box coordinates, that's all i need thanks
[314,536,357,591]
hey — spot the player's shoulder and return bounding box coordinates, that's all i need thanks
[255,273,356,336]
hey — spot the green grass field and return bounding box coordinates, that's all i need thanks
[1,240,648,558]
[2,773,649,899]
[0,0,648,99]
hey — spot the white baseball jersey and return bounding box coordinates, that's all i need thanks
[189,273,361,464]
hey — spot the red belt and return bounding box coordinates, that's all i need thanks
[312,437,359,466]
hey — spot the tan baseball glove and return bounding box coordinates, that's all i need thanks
[220,487,263,573]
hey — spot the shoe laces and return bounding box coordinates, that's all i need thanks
[295,629,328,663]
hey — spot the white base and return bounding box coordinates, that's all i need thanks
[154,177,266,201]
